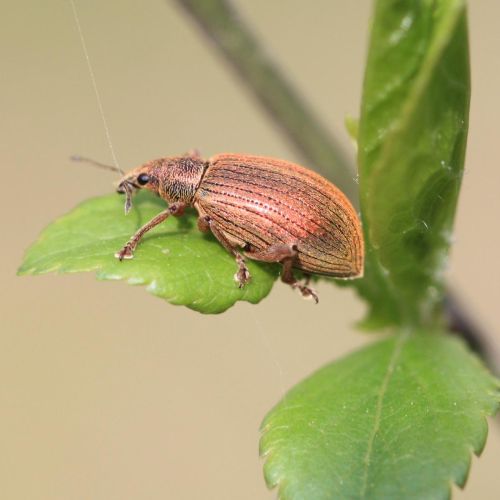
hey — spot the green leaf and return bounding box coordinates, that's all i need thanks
[18,191,278,313]
[260,332,500,500]
[344,115,359,144]
[355,0,470,327]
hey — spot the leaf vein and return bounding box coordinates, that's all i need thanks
[359,334,408,497]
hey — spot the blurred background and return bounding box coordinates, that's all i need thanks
[1,1,499,499]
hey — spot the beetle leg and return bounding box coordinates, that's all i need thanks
[199,216,250,288]
[197,214,210,233]
[115,202,186,260]
[281,256,319,304]
[247,244,319,303]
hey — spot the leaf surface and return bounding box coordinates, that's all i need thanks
[355,0,470,327]
[18,191,278,313]
[261,332,500,500]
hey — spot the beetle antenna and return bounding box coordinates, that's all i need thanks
[70,155,125,176]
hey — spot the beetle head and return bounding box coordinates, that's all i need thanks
[72,154,206,214]
[71,155,163,214]
[116,162,160,214]
[118,155,206,209]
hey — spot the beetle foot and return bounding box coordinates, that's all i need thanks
[293,283,319,304]
[233,254,251,288]
[234,265,251,288]
[115,244,134,261]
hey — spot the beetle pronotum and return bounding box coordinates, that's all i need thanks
[75,151,364,302]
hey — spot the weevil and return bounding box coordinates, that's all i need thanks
[75,151,364,302]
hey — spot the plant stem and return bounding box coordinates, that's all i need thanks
[445,292,500,376]
[174,0,357,202]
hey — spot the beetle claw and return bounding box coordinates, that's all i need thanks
[235,266,251,288]
[115,245,134,261]
[293,283,319,303]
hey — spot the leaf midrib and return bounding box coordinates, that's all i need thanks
[359,334,408,498]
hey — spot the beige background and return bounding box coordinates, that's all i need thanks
[1,1,499,499]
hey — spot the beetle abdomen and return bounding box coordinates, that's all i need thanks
[195,154,363,278]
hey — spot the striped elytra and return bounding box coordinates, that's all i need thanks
[196,154,363,277]
[114,152,364,301]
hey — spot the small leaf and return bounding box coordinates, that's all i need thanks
[18,191,278,313]
[261,332,499,500]
[344,115,359,144]
[355,0,470,327]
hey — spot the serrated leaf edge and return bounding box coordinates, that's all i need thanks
[260,333,500,500]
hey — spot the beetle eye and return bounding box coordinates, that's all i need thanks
[137,173,150,186]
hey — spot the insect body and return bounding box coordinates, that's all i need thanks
[114,151,364,302]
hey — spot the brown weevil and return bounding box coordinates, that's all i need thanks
[75,151,364,302]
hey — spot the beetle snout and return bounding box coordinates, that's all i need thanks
[116,180,133,194]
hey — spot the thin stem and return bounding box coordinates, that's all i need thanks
[445,292,500,376]
[174,0,357,202]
